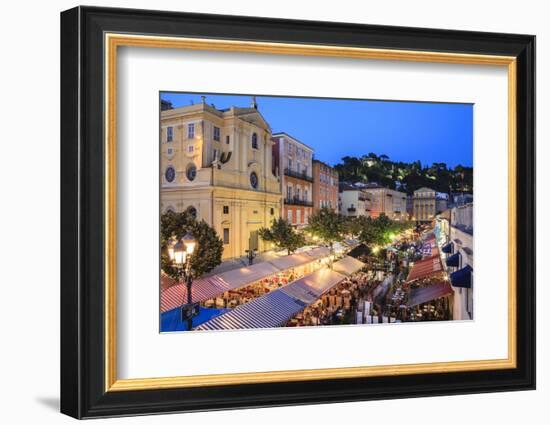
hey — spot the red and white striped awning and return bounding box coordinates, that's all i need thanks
[160,247,335,313]
[160,275,230,313]
[407,281,453,307]
[406,254,444,282]
[160,272,177,292]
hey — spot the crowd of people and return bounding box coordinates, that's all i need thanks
[199,225,454,328]
[201,263,320,310]
[286,271,387,327]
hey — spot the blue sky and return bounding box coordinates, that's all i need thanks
[161,92,473,168]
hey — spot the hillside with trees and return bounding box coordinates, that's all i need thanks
[333,153,472,195]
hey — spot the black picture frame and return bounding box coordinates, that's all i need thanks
[61,5,535,419]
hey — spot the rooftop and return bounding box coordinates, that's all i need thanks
[272,132,314,152]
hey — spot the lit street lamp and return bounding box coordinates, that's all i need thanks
[168,231,198,331]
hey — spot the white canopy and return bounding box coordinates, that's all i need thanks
[332,255,365,276]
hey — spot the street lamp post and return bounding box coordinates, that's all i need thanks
[245,245,257,266]
[245,237,258,266]
[168,231,197,331]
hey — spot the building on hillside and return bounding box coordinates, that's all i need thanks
[312,159,339,212]
[361,183,408,220]
[413,187,449,224]
[160,97,282,260]
[272,132,314,228]
[438,203,474,320]
[338,183,372,217]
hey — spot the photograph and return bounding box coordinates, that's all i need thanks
[57,4,536,419]
[159,92,474,332]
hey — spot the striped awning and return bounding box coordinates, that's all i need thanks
[195,258,364,331]
[160,272,177,292]
[217,261,280,287]
[406,254,443,282]
[407,281,453,307]
[280,268,346,304]
[160,275,231,313]
[195,290,305,331]
[160,247,334,313]
[421,237,438,258]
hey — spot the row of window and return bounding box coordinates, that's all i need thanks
[287,159,309,175]
[166,124,260,150]
[286,143,310,161]
[287,209,308,224]
[166,145,196,157]
[318,173,336,185]
[166,124,195,141]
[286,185,309,201]
[165,165,259,190]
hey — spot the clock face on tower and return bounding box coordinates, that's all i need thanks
[250,171,259,189]
[165,166,175,183]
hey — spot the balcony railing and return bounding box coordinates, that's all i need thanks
[284,197,313,207]
[284,168,313,183]
[347,207,357,213]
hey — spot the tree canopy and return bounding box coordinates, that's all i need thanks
[305,207,346,248]
[355,214,414,247]
[160,210,223,280]
[258,218,306,255]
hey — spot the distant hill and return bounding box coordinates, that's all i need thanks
[333,153,472,196]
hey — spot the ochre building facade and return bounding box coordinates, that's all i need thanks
[160,99,281,260]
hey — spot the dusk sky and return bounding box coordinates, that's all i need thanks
[161,92,473,168]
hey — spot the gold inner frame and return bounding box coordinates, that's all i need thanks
[104,33,517,392]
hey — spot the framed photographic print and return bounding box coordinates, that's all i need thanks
[60,6,536,419]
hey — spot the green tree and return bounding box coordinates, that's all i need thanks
[305,208,346,250]
[259,218,306,255]
[343,215,369,239]
[160,210,223,280]
[357,214,413,247]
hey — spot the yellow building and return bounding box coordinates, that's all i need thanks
[362,183,408,220]
[413,187,449,224]
[160,97,281,260]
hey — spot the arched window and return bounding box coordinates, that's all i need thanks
[186,206,197,219]
[186,163,197,181]
[250,172,259,189]
[251,133,258,149]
